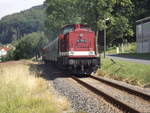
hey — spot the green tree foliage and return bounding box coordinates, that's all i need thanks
[45,0,135,46]
[77,0,116,30]
[107,16,134,46]
[0,5,46,44]
[77,0,134,45]
[132,0,150,20]
[130,0,150,37]
[13,32,48,60]
[107,0,134,45]
[1,49,14,61]
[2,32,48,61]
[45,0,82,40]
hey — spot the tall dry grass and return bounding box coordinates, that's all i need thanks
[0,60,70,113]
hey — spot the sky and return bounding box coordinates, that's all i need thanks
[0,0,45,19]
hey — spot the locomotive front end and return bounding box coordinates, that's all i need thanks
[60,24,100,75]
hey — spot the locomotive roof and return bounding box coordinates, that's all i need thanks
[61,24,89,30]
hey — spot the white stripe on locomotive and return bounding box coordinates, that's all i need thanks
[59,51,95,56]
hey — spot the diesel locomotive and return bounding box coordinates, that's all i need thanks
[42,24,100,75]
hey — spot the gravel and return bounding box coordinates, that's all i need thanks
[53,78,120,113]
[80,77,150,112]
[41,64,122,113]
[96,75,150,95]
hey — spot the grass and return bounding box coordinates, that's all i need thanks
[0,60,70,113]
[107,43,136,54]
[106,43,150,60]
[97,58,150,87]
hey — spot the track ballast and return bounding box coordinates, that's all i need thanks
[71,75,150,113]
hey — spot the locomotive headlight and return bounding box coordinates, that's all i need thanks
[69,51,74,56]
[89,51,94,55]
[79,33,83,37]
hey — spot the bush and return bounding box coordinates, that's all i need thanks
[1,49,15,62]
[1,32,48,61]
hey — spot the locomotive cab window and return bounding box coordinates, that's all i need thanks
[80,26,91,31]
[62,26,74,34]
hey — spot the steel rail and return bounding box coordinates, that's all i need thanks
[90,75,150,101]
[71,76,142,113]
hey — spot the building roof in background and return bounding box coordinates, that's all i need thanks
[136,16,150,24]
[0,47,9,51]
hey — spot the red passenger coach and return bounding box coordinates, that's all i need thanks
[42,24,100,75]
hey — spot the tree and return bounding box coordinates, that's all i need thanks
[77,0,115,31]
[75,0,134,50]
[46,0,150,48]
[132,0,150,20]
[4,32,48,60]
[1,32,48,61]
[45,0,81,40]
[107,0,134,46]
[0,5,46,44]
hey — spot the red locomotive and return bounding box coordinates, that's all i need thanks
[42,24,100,75]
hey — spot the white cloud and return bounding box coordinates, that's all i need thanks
[0,0,45,19]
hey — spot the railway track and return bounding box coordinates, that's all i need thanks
[71,75,150,113]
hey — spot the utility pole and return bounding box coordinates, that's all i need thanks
[104,22,106,58]
[103,18,110,58]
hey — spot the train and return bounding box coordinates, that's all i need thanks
[42,24,100,75]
